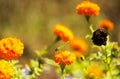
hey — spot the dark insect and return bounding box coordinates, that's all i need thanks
[91,28,108,46]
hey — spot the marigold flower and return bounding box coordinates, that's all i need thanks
[0,37,24,60]
[70,38,88,53]
[53,24,74,42]
[76,1,100,16]
[86,65,103,78]
[54,51,75,65]
[0,60,14,79]
[99,20,114,30]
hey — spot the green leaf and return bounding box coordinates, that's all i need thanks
[92,45,102,51]
[44,58,58,66]
[35,46,47,57]
[85,34,92,39]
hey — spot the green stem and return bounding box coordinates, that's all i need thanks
[60,65,65,79]
[103,46,114,79]
[60,74,64,79]
[55,41,69,51]
[108,63,114,79]
[61,65,65,74]
[85,16,90,23]
[47,36,60,50]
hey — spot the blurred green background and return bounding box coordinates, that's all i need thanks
[0,0,120,65]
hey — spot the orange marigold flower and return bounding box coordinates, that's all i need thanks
[86,65,104,78]
[76,1,100,16]
[99,20,114,30]
[0,60,14,79]
[53,24,74,42]
[70,38,88,53]
[0,37,24,60]
[54,51,75,65]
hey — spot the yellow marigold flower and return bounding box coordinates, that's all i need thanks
[54,51,75,65]
[76,1,100,16]
[0,37,24,60]
[99,20,114,30]
[86,65,103,78]
[0,60,14,79]
[53,24,74,42]
[70,38,88,53]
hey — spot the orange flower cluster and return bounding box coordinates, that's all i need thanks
[70,38,88,57]
[53,24,88,58]
[86,65,103,78]
[76,1,100,16]
[99,20,114,30]
[53,24,74,42]
[54,51,75,65]
[0,60,14,79]
[0,37,24,60]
